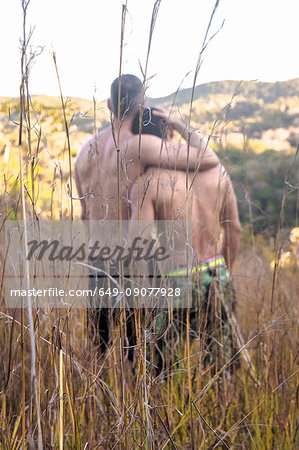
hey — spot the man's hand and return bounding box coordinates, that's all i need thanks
[152,107,184,134]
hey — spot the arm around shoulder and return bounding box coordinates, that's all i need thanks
[151,108,220,171]
[130,133,219,172]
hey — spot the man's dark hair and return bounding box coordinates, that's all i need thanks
[110,74,143,119]
[132,107,167,138]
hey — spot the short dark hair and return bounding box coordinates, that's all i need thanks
[110,74,143,119]
[132,107,167,138]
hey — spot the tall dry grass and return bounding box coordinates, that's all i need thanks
[0,0,298,449]
[0,246,298,448]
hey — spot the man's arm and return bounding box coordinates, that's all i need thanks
[129,133,218,173]
[151,108,219,171]
[128,109,219,172]
[220,177,241,271]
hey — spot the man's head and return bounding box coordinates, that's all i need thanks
[109,74,143,120]
[132,107,173,139]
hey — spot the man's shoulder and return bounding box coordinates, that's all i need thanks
[124,133,166,163]
[76,135,93,158]
[74,138,92,177]
[127,133,163,148]
[75,127,111,168]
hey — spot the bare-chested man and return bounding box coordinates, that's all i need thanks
[129,108,241,372]
[74,74,220,223]
[74,74,221,351]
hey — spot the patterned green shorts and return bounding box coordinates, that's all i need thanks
[151,259,237,372]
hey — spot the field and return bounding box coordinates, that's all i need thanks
[0,1,299,449]
[0,236,298,448]
[1,95,298,449]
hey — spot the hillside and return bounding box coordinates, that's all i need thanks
[1,78,299,153]
[0,79,298,229]
[150,78,299,152]
[149,78,299,107]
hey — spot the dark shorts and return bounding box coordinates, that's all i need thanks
[87,258,136,358]
[87,256,237,373]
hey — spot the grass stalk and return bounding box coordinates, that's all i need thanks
[18,2,43,447]
[52,52,74,220]
[59,348,64,450]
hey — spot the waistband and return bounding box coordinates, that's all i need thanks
[161,255,226,278]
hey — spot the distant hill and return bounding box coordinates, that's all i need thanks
[148,78,299,152]
[0,79,298,226]
[1,78,299,155]
[2,77,299,113]
[148,78,299,107]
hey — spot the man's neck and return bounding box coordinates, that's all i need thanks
[112,114,134,133]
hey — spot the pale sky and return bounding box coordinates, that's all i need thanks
[1,0,298,101]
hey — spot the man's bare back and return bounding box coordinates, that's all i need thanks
[74,74,220,223]
[75,124,137,221]
[75,122,220,222]
[130,166,240,269]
